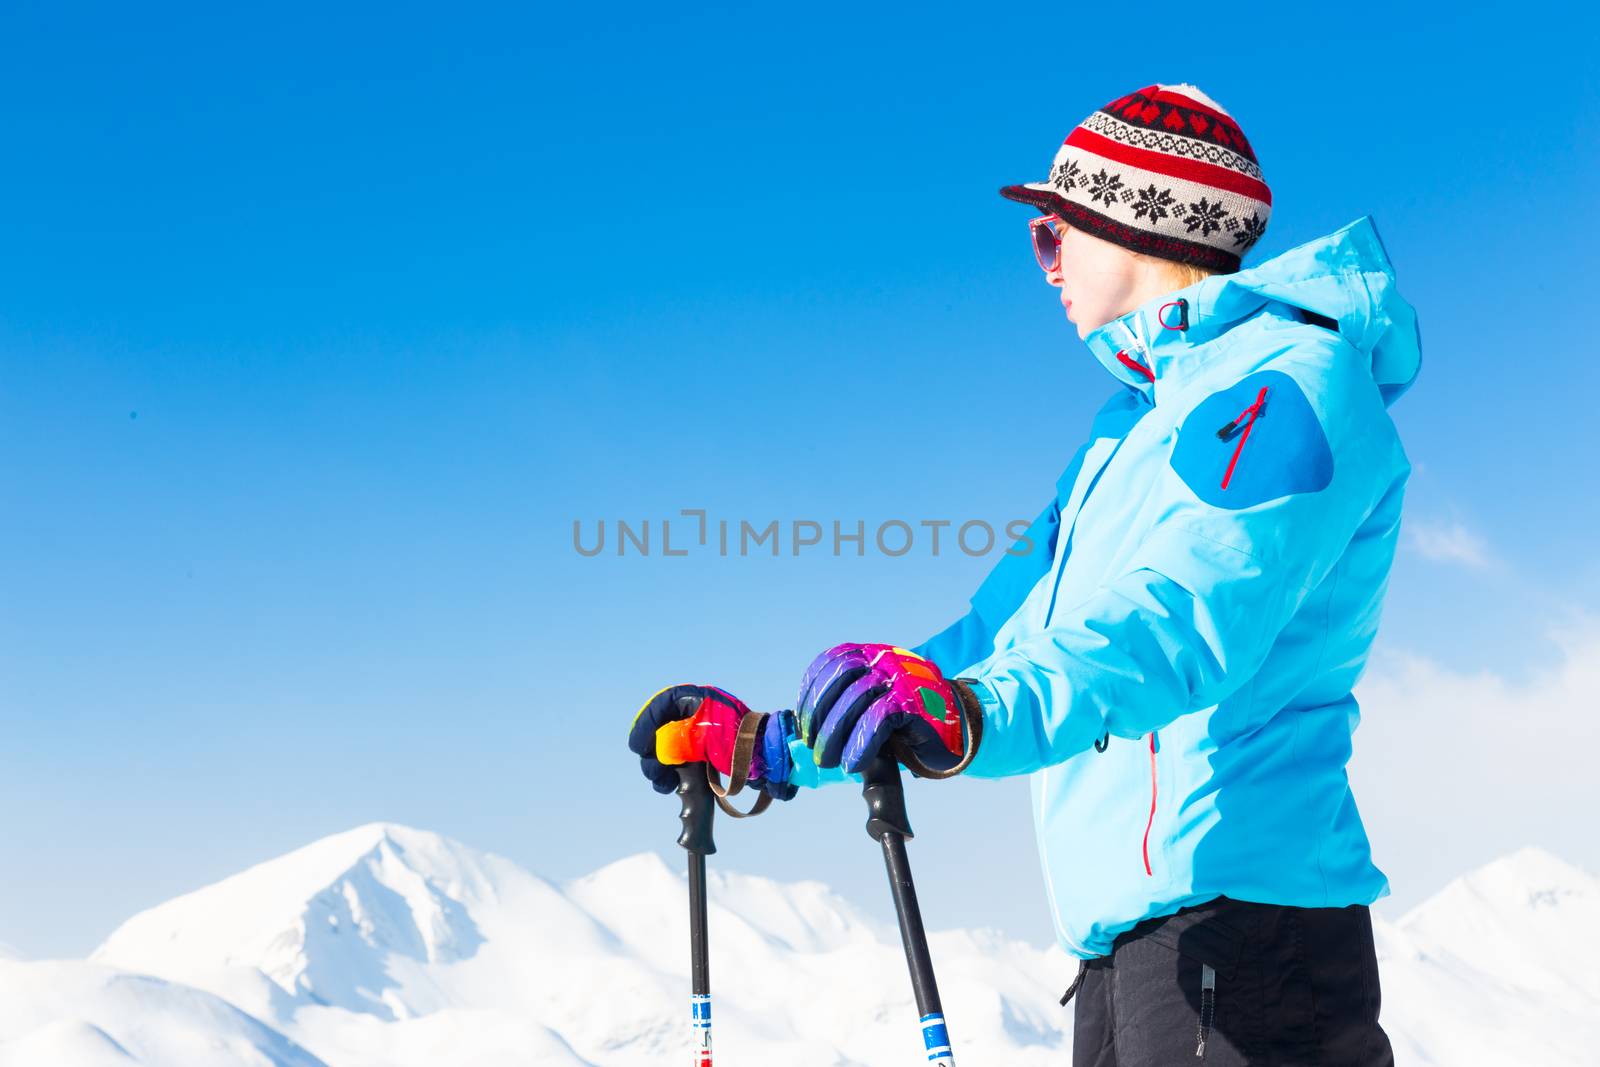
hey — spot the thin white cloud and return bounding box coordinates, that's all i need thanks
[1404,518,1493,568]
[1351,618,1600,915]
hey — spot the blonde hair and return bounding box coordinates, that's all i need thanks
[1143,254,1217,290]
[1168,261,1216,288]
[1064,217,1221,290]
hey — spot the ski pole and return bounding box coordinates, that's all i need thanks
[674,764,716,1067]
[859,746,956,1067]
[665,711,771,1067]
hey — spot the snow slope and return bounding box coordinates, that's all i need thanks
[0,824,1582,1067]
[0,959,330,1067]
[1373,846,1600,1065]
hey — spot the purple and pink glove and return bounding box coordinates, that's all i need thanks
[796,643,980,775]
[628,684,799,800]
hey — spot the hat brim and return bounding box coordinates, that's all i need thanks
[999,182,1243,273]
[999,182,1070,215]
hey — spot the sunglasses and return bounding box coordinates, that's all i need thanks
[1029,214,1066,272]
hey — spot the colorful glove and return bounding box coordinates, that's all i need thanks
[628,684,799,800]
[796,643,979,776]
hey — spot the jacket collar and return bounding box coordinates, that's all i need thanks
[1081,274,1274,405]
[1082,279,1209,405]
[1081,215,1422,408]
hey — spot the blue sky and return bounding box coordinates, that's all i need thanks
[2,2,1598,957]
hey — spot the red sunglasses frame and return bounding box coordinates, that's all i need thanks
[1028,214,1066,272]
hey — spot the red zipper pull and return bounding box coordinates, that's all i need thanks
[1116,349,1155,383]
[1142,731,1158,876]
[1218,386,1269,490]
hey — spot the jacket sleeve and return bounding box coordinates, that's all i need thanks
[963,363,1407,779]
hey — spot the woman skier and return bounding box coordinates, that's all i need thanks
[631,82,1416,1065]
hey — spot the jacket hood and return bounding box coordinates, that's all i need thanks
[1082,215,1422,407]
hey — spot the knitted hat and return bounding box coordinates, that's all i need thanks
[1000,83,1270,273]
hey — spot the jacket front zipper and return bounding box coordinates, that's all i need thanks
[1142,731,1158,876]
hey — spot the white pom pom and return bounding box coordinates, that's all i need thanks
[1157,83,1233,118]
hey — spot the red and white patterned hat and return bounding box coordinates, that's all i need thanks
[1000,83,1271,273]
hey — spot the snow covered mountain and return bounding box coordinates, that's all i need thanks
[1374,845,1600,1066]
[87,823,1069,1066]
[0,825,1589,1066]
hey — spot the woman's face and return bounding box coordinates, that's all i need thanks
[1046,222,1150,340]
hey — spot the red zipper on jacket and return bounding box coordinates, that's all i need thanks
[1116,349,1155,383]
[1218,386,1269,490]
[1142,731,1158,876]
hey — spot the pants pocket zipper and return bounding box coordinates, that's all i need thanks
[1195,962,1216,1057]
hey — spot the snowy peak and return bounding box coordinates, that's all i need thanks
[568,851,885,957]
[566,850,679,898]
[1393,845,1600,1008]
[1444,845,1596,907]
[91,823,598,1021]
[298,824,490,965]
[264,826,487,1016]
[1399,844,1599,936]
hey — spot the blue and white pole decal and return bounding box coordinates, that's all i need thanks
[921,1012,954,1065]
[691,993,713,1066]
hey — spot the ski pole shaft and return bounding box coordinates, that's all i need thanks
[859,750,955,1066]
[676,764,715,1066]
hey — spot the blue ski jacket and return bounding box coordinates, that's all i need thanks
[815,216,1420,959]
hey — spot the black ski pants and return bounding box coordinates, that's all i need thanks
[1064,895,1394,1066]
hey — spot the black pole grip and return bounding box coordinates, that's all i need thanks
[859,750,914,842]
[676,763,716,856]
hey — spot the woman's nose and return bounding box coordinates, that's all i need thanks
[1045,265,1064,288]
